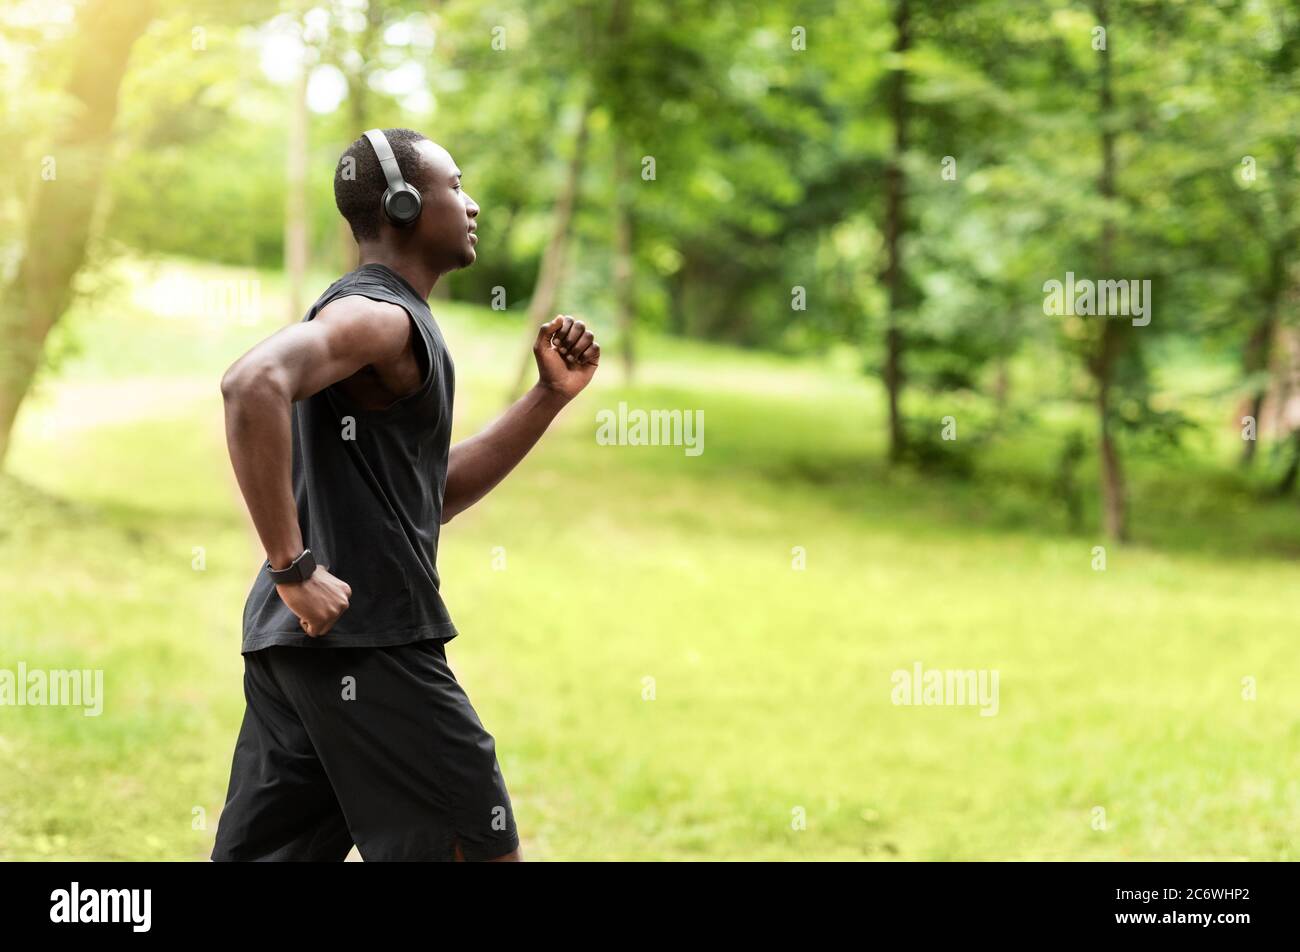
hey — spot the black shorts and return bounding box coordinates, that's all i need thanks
[210,639,518,862]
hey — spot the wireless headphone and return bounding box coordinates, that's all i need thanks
[363,128,422,227]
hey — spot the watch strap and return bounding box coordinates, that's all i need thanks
[266,548,316,584]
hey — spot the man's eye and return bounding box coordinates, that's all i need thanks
[453,183,462,191]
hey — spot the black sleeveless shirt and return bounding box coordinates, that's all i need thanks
[240,263,459,653]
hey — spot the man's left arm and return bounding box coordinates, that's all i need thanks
[442,314,599,523]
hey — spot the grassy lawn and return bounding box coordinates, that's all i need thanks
[0,257,1296,860]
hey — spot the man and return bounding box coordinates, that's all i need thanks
[210,128,598,862]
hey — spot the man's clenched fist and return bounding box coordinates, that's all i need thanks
[277,567,352,637]
[535,314,600,399]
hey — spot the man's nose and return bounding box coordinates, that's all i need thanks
[466,195,479,218]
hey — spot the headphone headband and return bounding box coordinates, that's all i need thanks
[363,128,407,193]
[362,128,422,227]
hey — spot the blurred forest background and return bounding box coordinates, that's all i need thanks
[0,0,1297,860]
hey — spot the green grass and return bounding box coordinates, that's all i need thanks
[0,256,1296,860]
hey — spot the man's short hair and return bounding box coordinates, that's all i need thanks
[334,128,430,242]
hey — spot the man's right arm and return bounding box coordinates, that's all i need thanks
[219,296,413,637]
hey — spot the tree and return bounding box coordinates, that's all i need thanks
[1091,0,1128,541]
[881,0,911,463]
[286,39,310,320]
[0,0,155,467]
[506,93,593,402]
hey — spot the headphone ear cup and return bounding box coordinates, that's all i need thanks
[383,186,422,226]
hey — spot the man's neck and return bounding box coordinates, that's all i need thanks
[355,246,440,300]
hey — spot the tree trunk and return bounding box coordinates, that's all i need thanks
[507,95,592,402]
[882,0,910,462]
[1240,321,1273,466]
[1095,351,1127,541]
[612,131,636,384]
[1271,324,1300,494]
[337,0,382,273]
[1242,389,1267,465]
[1240,241,1287,464]
[1093,0,1128,542]
[0,0,154,469]
[285,48,310,321]
[608,0,636,384]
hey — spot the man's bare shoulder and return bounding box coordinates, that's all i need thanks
[312,294,414,361]
[315,293,411,330]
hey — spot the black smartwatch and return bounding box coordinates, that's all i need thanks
[266,548,316,585]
